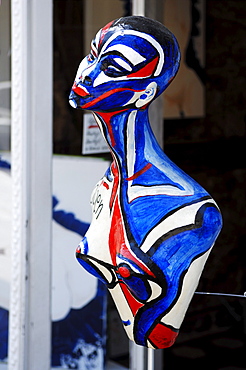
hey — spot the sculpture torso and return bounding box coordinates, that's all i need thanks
[69,16,222,348]
[76,108,221,348]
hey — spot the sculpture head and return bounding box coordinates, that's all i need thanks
[69,16,180,112]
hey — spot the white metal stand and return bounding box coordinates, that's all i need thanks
[147,348,154,370]
[9,0,53,369]
[132,0,145,16]
[130,342,146,370]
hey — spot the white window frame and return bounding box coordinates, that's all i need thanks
[9,0,53,369]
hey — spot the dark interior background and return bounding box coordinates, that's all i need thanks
[164,1,245,369]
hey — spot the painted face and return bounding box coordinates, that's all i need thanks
[69,19,180,112]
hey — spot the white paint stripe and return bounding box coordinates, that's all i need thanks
[126,111,137,179]
[114,57,133,71]
[105,44,146,66]
[140,199,216,253]
[161,248,212,329]
[94,29,101,50]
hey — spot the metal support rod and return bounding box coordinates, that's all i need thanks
[129,342,146,370]
[195,291,246,298]
[147,348,154,370]
[132,0,145,17]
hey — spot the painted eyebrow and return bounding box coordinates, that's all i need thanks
[102,44,146,66]
[90,39,98,58]
[100,30,164,76]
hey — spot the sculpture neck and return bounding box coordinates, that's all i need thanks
[94,108,164,169]
[93,107,198,199]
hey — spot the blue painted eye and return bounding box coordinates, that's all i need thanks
[100,55,130,77]
[101,63,123,77]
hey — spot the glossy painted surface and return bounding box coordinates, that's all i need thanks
[69,16,222,348]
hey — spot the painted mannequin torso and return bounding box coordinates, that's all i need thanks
[69,16,222,348]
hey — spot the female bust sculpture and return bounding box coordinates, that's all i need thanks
[69,16,222,349]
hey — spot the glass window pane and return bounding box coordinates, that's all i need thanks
[0,0,11,151]
[53,0,129,155]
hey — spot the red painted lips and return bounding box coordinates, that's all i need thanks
[72,82,91,97]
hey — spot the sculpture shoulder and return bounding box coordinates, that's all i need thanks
[121,190,215,245]
[124,148,208,201]
[121,153,220,245]
[95,162,220,246]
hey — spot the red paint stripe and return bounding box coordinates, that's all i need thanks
[109,197,155,278]
[126,163,152,181]
[98,20,115,48]
[168,76,175,84]
[102,181,109,190]
[72,83,90,97]
[82,87,142,110]
[127,56,159,78]
[95,109,129,148]
[109,197,122,265]
[96,111,117,147]
[148,323,179,349]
